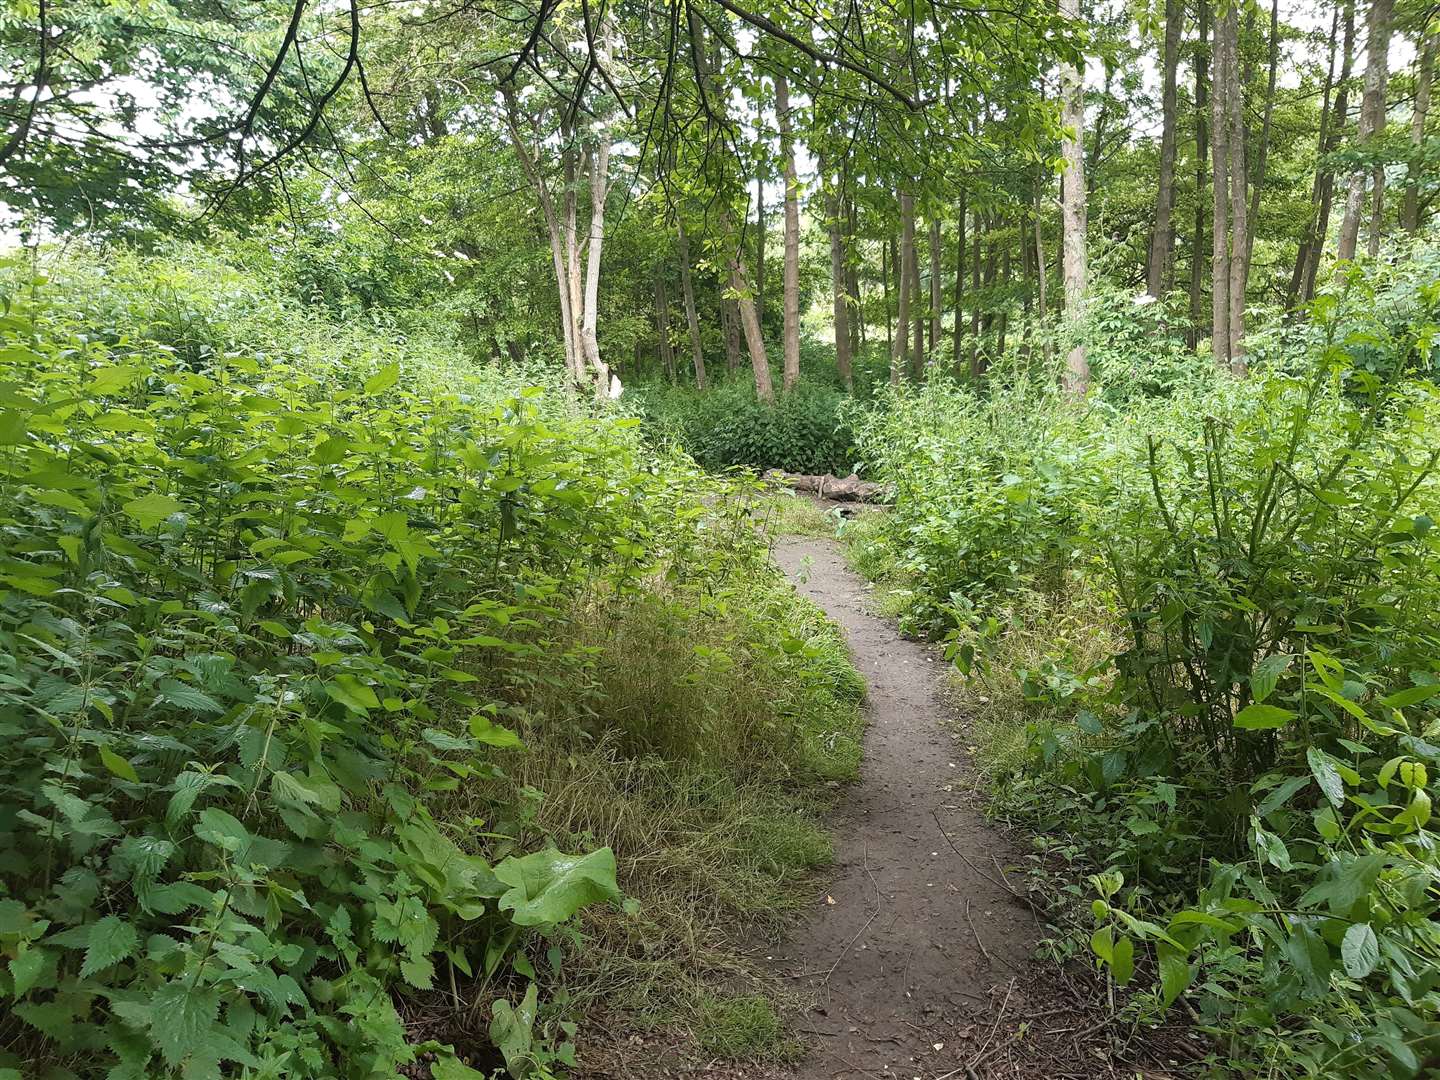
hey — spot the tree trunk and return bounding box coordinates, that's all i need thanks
[677,221,707,390]
[928,217,943,356]
[825,179,854,391]
[1287,2,1342,307]
[1304,0,1356,300]
[846,197,862,358]
[1147,0,1182,297]
[1244,0,1280,272]
[723,299,742,372]
[776,74,801,393]
[1189,0,1210,346]
[1403,29,1435,232]
[1059,0,1089,397]
[1210,4,1232,369]
[1225,0,1248,373]
[1035,181,1048,361]
[883,236,894,363]
[1338,0,1395,260]
[580,136,615,394]
[755,173,767,326]
[953,191,966,374]
[912,230,925,380]
[730,256,773,402]
[655,267,675,383]
[894,195,914,383]
[970,206,982,378]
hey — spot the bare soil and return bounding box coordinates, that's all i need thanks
[578,537,1198,1080]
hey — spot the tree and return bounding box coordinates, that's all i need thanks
[676,222,709,389]
[1146,0,1182,298]
[824,172,855,391]
[776,73,802,392]
[1338,0,1395,260]
[1402,21,1436,233]
[1058,0,1089,397]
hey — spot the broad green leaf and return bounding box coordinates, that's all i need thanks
[1250,653,1292,703]
[326,675,380,714]
[195,807,250,855]
[495,847,621,927]
[80,915,138,977]
[1233,703,1294,730]
[1157,945,1191,1006]
[122,492,183,530]
[148,981,220,1066]
[1380,685,1440,709]
[1306,747,1346,809]
[364,364,401,395]
[99,745,139,783]
[1341,923,1379,979]
[9,947,46,997]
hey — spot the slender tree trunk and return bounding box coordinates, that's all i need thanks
[882,236,894,363]
[825,178,854,391]
[1059,0,1089,396]
[953,191,966,374]
[846,197,862,358]
[1245,0,1280,271]
[1225,1,1248,373]
[928,217,943,356]
[1147,0,1182,297]
[894,195,915,383]
[1035,181,1049,361]
[1288,2,1342,307]
[676,221,707,390]
[723,299,742,372]
[579,136,615,393]
[1189,0,1210,346]
[776,74,801,392]
[970,206,982,378]
[911,231,925,380]
[1210,4,1232,369]
[1304,0,1356,300]
[655,267,675,383]
[1404,29,1436,232]
[731,257,773,402]
[755,173,767,326]
[1339,0,1395,260]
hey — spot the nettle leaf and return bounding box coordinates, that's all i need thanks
[122,492,183,530]
[1341,923,1379,979]
[155,678,224,715]
[10,947,48,997]
[194,807,251,855]
[364,364,401,395]
[80,915,139,977]
[148,981,221,1066]
[1306,747,1347,809]
[326,675,380,714]
[1249,653,1292,703]
[495,847,621,927]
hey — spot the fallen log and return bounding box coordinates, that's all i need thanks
[768,471,884,503]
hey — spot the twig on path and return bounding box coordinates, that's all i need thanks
[964,900,994,965]
[930,808,1043,913]
[820,842,884,986]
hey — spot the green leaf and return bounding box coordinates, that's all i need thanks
[1379,684,1440,708]
[156,678,224,715]
[122,492,183,530]
[364,364,401,395]
[80,915,138,977]
[1341,923,1379,979]
[1110,934,1135,985]
[1156,945,1191,1006]
[469,714,525,748]
[10,947,46,997]
[99,745,139,783]
[1250,653,1292,703]
[431,1057,488,1080]
[326,674,380,714]
[495,847,621,927]
[1233,703,1294,730]
[1306,747,1346,809]
[149,981,220,1066]
[194,807,250,855]
[313,436,352,465]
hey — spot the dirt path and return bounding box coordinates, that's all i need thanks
[764,538,1042,1080]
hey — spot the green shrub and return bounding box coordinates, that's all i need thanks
[633,377,856,475]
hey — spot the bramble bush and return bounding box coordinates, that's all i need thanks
[849,259,1440,1077]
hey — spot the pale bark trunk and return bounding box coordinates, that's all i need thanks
[1188,0,1210,346]
[655,268,674,383]
[1147,0,1181,297]
[894,196,914,383]
[755,173,767,326]
[1404,30,1436,232]
[723,299,742,372]
[845,198,862,358]
[911,230,925,380]
[1338,0,1395,260]
[928,217,943,356]
[1225,1,1248,373]
[1034,182,1048,362]
[825,179,854,391]
[1211,4,1232,369]
[883,236,894,363]
[677,222,707,389]
[953,191,966,374]
[731,257,774,403]
[1059,0,1089,397]
[970,206,981,378]
[776,74,801,393]
[580,136,614,394]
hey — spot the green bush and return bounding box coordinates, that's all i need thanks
[633,376,856,475]
[850,261,1440,1076]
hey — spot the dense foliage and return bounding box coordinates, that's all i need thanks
[0,252,863,1078]
[848,256,1440,1076]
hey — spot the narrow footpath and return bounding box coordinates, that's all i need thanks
[768,537,1040,1079]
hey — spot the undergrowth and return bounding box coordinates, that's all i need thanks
[846,259,1440,1078]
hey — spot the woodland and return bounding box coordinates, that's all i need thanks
[0,0,1439,1076]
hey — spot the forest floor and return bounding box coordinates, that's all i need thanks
[579,531,1199,1080]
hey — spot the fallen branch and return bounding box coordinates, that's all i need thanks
[768,470,884,503]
